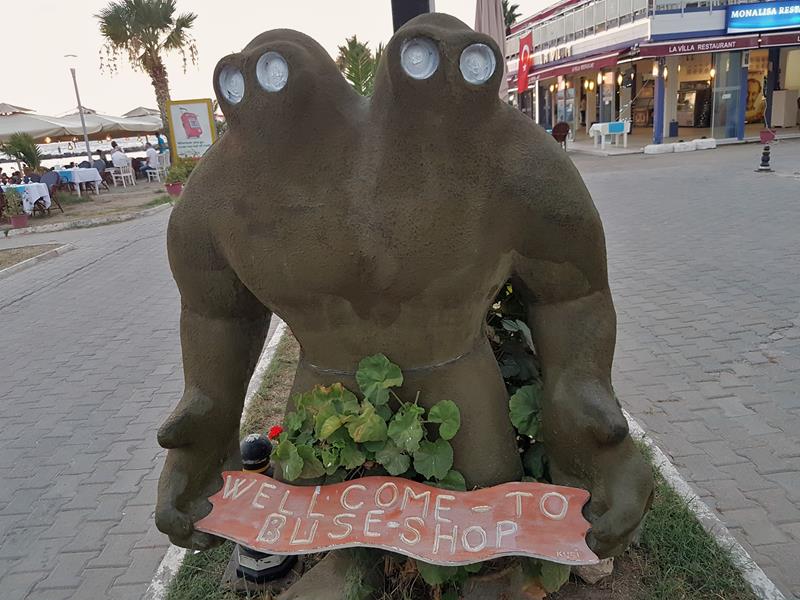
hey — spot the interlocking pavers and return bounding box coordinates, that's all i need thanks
[578,139,800,598]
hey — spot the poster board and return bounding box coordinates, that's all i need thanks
[166,98,217,157]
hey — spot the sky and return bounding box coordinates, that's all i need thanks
[4,0,546,117]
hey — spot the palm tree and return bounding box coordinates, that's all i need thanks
[0,133,43,171]
[336,36,383,96]
[502,0,522,33]
[96,0,198,157]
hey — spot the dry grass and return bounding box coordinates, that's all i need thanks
[0,244,61,270]
[240,332,300,439]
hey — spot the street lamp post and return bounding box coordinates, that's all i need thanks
[64,54,93,165]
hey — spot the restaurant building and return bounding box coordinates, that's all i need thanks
[505,0,800,144]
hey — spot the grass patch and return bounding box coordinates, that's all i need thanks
[165,541,240,600]
[165,330,299,600]
[56,192,92,206]
[166,341,756,600]
[143,194,174,208]
[0,244,61,269]
[634,469,755,599]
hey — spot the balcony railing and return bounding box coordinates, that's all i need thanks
[506,0,764,57]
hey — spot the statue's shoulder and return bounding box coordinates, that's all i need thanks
[496,115,600,227]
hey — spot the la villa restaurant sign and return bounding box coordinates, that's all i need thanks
[196,473,599,566]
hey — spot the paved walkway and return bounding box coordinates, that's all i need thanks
[0,213,192,600]
[577,140,800,599]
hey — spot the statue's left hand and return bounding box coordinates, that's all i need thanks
[543,378,654,558]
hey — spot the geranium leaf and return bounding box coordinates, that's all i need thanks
[509,384,543,438]
[375,440,411,476]
[415,561,460,586]
[540,561,571,592]
[427,469,466,491]
[388,404,425,452]
[413,439,453,481]
[273,440,303,481]
[346,402,388,443]
[428,400,461,440]
[339,441,366,470]
[356,354,403,405]
[284,410,305,433]
[297,445,325,479]
[319,415,344,440]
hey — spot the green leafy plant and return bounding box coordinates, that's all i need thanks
[165,156,198,184]
[0,132,43,171]
[2,188,25,216]
[272,354,464,489]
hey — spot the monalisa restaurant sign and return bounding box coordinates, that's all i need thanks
[638,35,759,57]
[727,0,800,33]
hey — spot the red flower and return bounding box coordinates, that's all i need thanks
[267,425,284,440]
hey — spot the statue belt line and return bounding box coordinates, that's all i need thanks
[304,345,480,377]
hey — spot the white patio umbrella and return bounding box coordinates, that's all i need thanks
[0,111,161,143]
[0,112,86,143]
[0,103,33,115]
[123,106,160,118]
[475,0,509,100]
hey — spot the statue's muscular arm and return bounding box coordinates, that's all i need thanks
[509,146,653,558]
[155,202,271,549]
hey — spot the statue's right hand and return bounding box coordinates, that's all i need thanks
[155,410,237,549]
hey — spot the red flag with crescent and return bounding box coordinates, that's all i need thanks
[517,32,533,94]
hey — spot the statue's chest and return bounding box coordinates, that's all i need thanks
[224,190,504,307]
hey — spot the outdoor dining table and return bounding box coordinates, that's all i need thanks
[55,167,102,197]
[1,182,52,215]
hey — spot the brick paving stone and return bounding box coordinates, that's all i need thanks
[0,214,283,599]
[578,140,800,598]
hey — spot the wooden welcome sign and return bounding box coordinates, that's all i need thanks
[196,473,598,566]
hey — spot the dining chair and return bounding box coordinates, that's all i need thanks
[111,165,136,188]
[40,171,64,214]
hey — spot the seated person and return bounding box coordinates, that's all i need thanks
[111,143,130,168]
[139,143,159,176]
[23,167,41,183]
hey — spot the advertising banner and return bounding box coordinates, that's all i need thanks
[166,98,217,157]
[727,0,800,33]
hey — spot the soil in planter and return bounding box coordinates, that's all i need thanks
[0,244,61,270]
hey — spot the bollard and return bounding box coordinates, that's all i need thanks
[235,433,297,583]
[755,144,773,172]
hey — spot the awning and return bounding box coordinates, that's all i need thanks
[638,35,759,57]
[530,52,621,83]
[759,30,800,47]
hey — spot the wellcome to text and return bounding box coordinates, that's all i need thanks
[195,473,599,566]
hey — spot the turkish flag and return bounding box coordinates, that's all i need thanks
[517,32,533,94]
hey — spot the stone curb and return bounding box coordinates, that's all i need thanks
[3,202,173,238]
[625,410,786,600]
[0,243,75,281]
[143,318,288,600]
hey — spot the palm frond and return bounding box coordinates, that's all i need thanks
[0,133,43,170]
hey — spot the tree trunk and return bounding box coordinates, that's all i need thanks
[146,57,175,164]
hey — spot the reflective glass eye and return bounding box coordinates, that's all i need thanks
[219,65,244,104]
[400,37,439,80]
[256,51,289,92]
[460,43,496,85]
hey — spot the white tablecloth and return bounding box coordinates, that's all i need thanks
[55,168,102,185]
[2,183,51,215]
